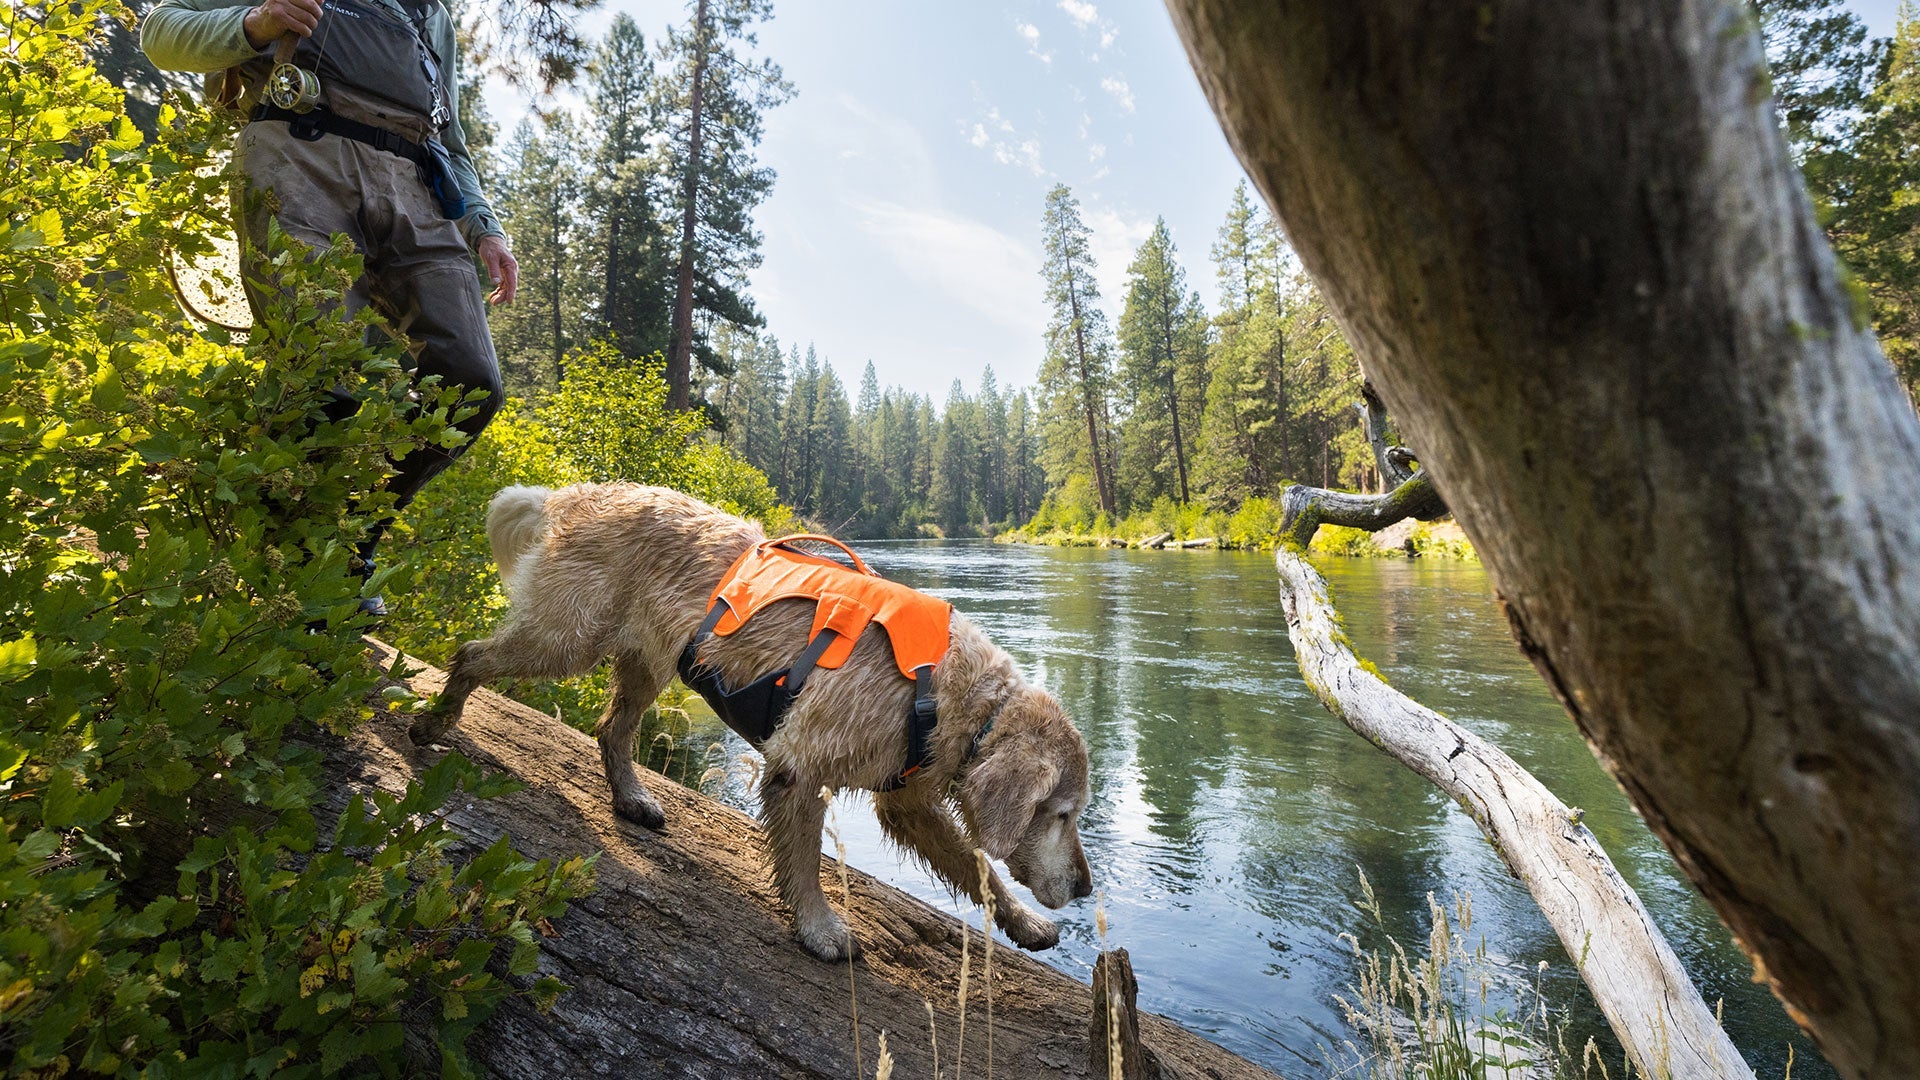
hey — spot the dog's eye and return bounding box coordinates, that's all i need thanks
[1057,810,1071,823]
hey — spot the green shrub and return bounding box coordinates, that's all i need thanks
[0,8,590,1073]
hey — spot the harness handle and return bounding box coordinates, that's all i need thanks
[763,534,878,577]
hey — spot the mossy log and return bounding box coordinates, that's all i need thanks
[1274,549,1751,1080]
[1277,471,1447,549]
[342,641,1277,1079]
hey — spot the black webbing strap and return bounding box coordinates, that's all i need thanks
[249,104,432,168]
[780,629,840,698]
[882,664,941,790]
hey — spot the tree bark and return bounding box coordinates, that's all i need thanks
[1275,546,1752,1080]
[346,642,1274,1079]
[665,0,709,412]
[1165,3,1920,1076]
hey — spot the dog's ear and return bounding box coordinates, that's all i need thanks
[961,746,1060,860]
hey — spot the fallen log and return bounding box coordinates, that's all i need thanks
[1140,531,1174,550]
[1278,471,1446,549]
[1175,537,1216,549]
[1274,547,1751,1080]
[346,641,1276,1079]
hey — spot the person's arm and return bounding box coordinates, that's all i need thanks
[430,4,516,303]
[141,0,320,72]
[141,0,262,72]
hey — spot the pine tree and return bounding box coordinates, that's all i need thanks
[654,0,794,410]
[491,115,585,394]
[776,344,818,507]
[931,381,976,534]
[975,366,1010,524]
[1037,184,1118,515]
[1803,10,1920,402]
[1117,218,1209,507]
[583,15,672,358]
[810,364,854,522]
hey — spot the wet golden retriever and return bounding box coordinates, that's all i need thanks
[415,484,1093,961]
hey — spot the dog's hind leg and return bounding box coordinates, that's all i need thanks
[874,792,1060,952]
[760,765,859,962]
[411,620,607,745]
[598,650,672,830]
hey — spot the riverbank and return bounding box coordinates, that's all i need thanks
[999,515,1477,559]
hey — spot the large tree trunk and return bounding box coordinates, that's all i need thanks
[1165,4,1920,1077]
[1271,522,1750,1079]
[350,642,1275,1079]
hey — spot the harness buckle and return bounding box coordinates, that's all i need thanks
[288,111,325,142]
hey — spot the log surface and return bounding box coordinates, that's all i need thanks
[1274,550,1751,1080]
[347,641,1278,1080]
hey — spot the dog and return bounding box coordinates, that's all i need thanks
[413,483,1094,961]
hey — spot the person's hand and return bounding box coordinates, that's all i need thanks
[243,0,324,48]
[478,235,518,306]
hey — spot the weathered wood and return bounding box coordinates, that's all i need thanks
[1274,550,1752,1080]
[1166,3,1920,1074]
[1174,537,1215,549]
[1140,531,1174,550]
[1354,382,1416,492]
[1277,472,1447,549]
[1089,949,1163,1080]
[343,641,1276,1080]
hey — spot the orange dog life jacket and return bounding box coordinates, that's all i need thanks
[676,536,955,789]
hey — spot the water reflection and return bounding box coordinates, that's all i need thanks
[673,540,1831,1078]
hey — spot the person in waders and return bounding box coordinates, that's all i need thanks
[140,0,517,618]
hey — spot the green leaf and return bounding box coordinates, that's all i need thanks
[0,635,37,680]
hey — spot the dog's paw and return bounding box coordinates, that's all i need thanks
[407,714,451,746]
[1003,911,1060,952]
[797,917,862,963]
[613,791,667,831]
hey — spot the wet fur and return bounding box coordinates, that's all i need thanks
[419,483,1094,961]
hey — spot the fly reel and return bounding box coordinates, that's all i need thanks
[265,32,320,112]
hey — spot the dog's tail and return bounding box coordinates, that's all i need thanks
[487,485,553,586]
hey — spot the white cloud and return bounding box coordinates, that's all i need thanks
[1015,20,1053,64]
[1088,141,1106,162]
[1100,28,1116,48]
[1059,0,1098,28]
[1100,75,1135,113]
[851,200,1047,337]
[968,103,1048,176]
[1083,203,1154,304]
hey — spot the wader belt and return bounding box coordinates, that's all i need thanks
[677,602,946,792]
[249,103,431,170]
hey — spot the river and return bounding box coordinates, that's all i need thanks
[666,539,1831,1078]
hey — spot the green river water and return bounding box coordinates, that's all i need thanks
[670,539,1833,1078]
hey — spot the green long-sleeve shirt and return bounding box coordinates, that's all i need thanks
[140,0,505,248]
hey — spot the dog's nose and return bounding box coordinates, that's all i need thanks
[1073,876,1093,899]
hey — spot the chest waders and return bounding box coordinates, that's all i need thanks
[677,536,984,791]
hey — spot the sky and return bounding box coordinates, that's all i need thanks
[484,0,1906,402]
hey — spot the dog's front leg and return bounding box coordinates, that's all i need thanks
[760,767,860,962]
[873,793,1060,952]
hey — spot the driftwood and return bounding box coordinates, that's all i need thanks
[339,641,1275,1079]
[1354,382,1416,492]
[1273,545,1750,1079]
[1089,949,1163,1080]
[1174,537,1215,549]
[1140,532,1175,550]
[1278,472,1446,549]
